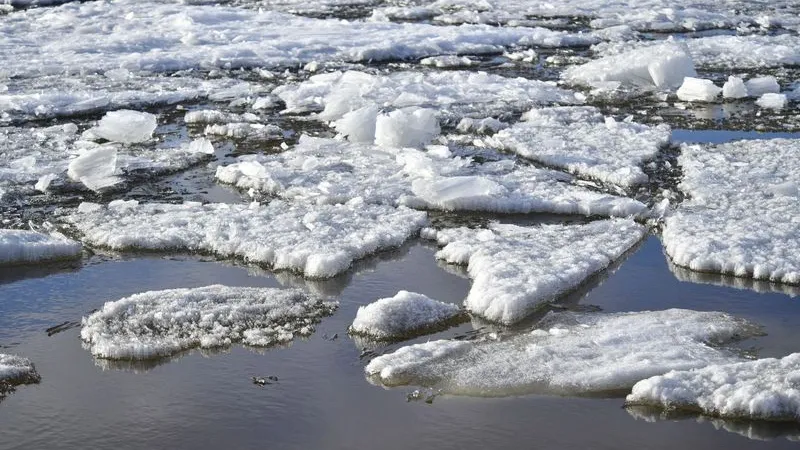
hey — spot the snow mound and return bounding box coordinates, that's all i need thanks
[425,219,646,324]
[627,353,800,422]
[350,291,463,340]
[0,229,82,265]
[491,106,671,188]
[215,135,648,218]
[366,309,758,396]
[663,139,800,284]
[65,199,427,278]
[90,110,157,144]
[80,285,338,360]
[0,354,41,395]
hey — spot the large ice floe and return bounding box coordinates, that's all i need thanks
[274,70,582,126]
[350,291,463,340]
[0,0,594,80]
[366,308,759,396]
[0,229,82,265]
[64,199,427,278]
[215,135,648,218]
[80,285,338,360]
[0,354,41,396]
[627,353,800,422]
[489,107,671,189]
[423,219,646,324]
[662,138,800,284]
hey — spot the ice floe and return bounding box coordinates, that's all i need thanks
[627,353,800,422]
[350,291,463,340]
[0,229,82,265]
[425,219,646,323]
[0,354,41,395]
[65,199,427,278]
[80,285,338,360]
[366,308,758,396]
[664,138,800,284]
[490,106,671,188]
[215,135,648,217]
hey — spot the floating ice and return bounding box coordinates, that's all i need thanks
[456,117,507,134]
[745,76,781,97]
[67,146,121,192]
[215,135,648,217]
[350,291,463,340]
[0,123,79,193]
[755,93,788,110]
[366,309,758,396]
[0,354,41,395]
[374,107,440,149]
[627,353,800,422]
[420,55,475,68]
[65,199,427,278]
[490,107,671,188]
[80,285,338,360]
[676,77,722,102]
[0,229,82,265]
[663,138,800,284]
[722,76,748,99]
[86,110,157,144]
[425,219,646,324]
[203,123,284,140]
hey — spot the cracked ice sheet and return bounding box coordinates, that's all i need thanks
[64,199,427,278]
[424,219,646,324]
[627,353,800,422]
[663,138,800,284]
[215,135,648,218]
[0,0,595,81]
[80,285,338,360]
[0,229,82,265]
[366,308,758,396]
[489,107,671,189]
[274,70,582,122]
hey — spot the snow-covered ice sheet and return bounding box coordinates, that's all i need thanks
[65,199,427,278]
[215,135,648,217]
[366,308,758,396]
[80,285,338,360]
[425,219,646,323]
[275,70,582,125]
[350,291,463,340]
[490,107,671,188]
[0,354,40,395]
[0,229,82,265]
[663,138,800,284]
[627,353,800,422]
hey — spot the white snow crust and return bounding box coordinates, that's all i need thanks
[0,229,82,265]
[350,291,462,339]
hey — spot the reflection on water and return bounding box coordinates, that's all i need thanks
[0,259,82,287]
[668,258,800,297]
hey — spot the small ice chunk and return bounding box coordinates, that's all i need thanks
[755,93,788,110]
[0,229,82,265]
[34,174,58,192]
[676,77,722,102]
[627,353,800,422]
[504,49,537,62]
[252,96,279,110]
[80,285,338,360]
[349,291,462,340]
[722,76,748,99]
[67,146,121,191]
[92,110,157,144]
[0,354,41,395]
[187,137,215,154]
[374,107,440,148]
[745,76,780,97]
[456,117,507,134]
[419,55,475,68]
[332,105,380,143]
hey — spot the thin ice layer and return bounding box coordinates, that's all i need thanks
[490,107,671,188]
[215,135,648,218]
[627,353,800,422]
[65,199,427,278]
[366,308,758,396]
[425,219,646,324]
[0,354,40,395]
[350,291,462,339]
[663,139,800,284]
[1,0,594,80]
[80,285,338,360]
[275,70,581,122]
[0,229,82,265]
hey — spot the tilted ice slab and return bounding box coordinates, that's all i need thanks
[215,135,648,218]
[663,139,800,284]
[65,199,427,278]
[350,291,463,340]
[275,70,582,124]
[0,354,41,395]
[627,353,800,422]
[490,107,671,189]
[366,308,758,396]
[80,285,338,360]
[425,219,646,324]
[0,229,82,265]
[1,0,594,80]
